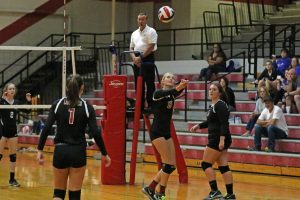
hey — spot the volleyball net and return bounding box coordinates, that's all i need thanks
[0,46,81,98]
[0,74,127,185]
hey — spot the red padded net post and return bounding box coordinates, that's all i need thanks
[101,75,127,185]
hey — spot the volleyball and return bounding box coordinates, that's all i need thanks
[158,6,175,23]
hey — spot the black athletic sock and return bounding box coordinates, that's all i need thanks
[209,180,218,191]
[69,190,81,200]
[226,183,233,195]
[10,172,15,181]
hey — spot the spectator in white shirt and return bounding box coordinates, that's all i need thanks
[251,96,288,152]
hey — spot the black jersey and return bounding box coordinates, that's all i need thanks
[37,97,107,155]
[151,88,182,135]
[199,100,230,138]
[0,98,26,135]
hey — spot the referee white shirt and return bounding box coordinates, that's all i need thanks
[130,25,158,54]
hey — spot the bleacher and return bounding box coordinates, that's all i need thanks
[131,72,300,176]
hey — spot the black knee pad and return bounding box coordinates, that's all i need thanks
[162,164,176,174]
[218,165,230,174]
[53,189,66,199]
[0,154,2,161]
[9,154,16,162]
[69,190,81,200]
[201,161,212,171]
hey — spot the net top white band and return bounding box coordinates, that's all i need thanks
[0,105,106,110]
[0,46,82,51]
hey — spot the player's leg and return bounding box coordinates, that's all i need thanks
[152,137,176,200]
[217,150,236,199]
[7,137,20,187]
[202,147,223,200]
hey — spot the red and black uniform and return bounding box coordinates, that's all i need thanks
[37,97,107,169]
[0,98,29,138]
[198,100,232,151]
[150,89,182,141]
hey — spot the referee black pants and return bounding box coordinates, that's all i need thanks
[133,62,156,110]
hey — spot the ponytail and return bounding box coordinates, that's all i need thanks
[66,74,83,107]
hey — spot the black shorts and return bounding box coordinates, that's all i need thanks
[150,131,171,141]
[1,130,18,138]
[53,144,86,169]
[207,135,232,152]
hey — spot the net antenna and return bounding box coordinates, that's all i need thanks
[111,0,117,74]
[63,0,77,93]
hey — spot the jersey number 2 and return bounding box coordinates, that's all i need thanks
[68,108,75,124]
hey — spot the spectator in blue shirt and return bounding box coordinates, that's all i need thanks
[272,48,291,78]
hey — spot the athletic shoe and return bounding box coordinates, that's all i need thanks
[248,146,261,151]
[142,186,155,200]
[222,193,236,200]
[203,190,222,200]
[264,147,275,153]
[9,179,20,187]
[154,193,166,200]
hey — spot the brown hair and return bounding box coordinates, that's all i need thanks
[66,74,83,107]
[211,82,228,104]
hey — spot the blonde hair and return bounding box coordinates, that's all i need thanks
[160,72,174,89]
[2,83,16,97]
[258,85,270,98]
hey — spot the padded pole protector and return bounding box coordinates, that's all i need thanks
[101,75,126,185]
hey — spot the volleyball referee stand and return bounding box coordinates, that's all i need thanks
[118,50,188,185]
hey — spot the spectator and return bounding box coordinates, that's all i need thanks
[250,96,288,152]
[289,56,299,70]
[292,70,300,113]
[283,68,297,113]
[242,86,269,137]
[199,43,227,81]
[272,48,291,78]
[254,60,277,86]
[219,77,236,111]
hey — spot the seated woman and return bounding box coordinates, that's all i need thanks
[199,43,227,81]
[219,77,236,111]
[283,68,298,113]
[289,56,299,70]
[242,86,269,137]
[254,60,277,87]
[253,60,279,102]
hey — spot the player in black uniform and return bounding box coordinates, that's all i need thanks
[0,83,31,187]
[37,74,111,200]
[142,72,188,200]
[190,83,236,200]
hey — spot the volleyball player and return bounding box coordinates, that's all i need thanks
[0,83,32,187]
[190,83,236,200]
[37,74,111,200]
[142,72,188,200]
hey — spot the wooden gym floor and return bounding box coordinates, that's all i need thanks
[0,151,300,200]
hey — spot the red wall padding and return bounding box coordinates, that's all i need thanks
[101,75,127,185]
